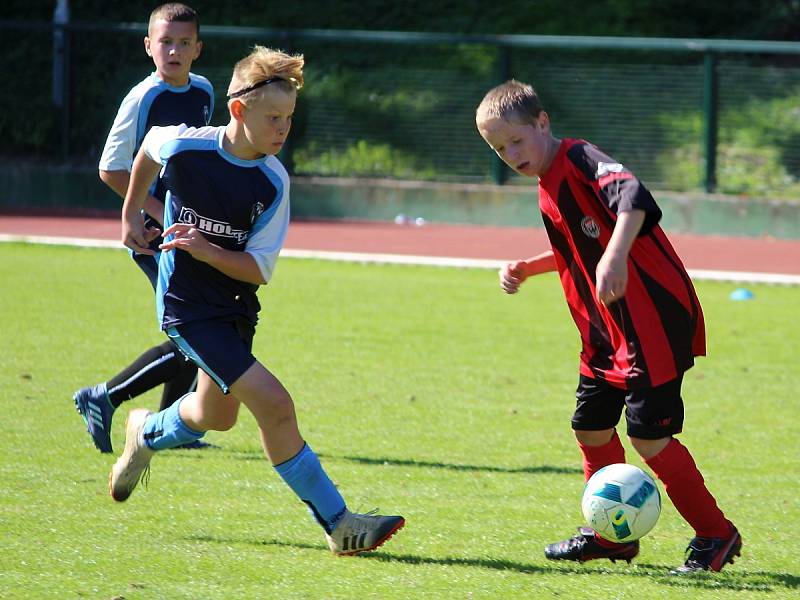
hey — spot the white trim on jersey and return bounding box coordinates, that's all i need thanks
[247,156,290,283]
[141,123,208,162]
[99,86,140,172]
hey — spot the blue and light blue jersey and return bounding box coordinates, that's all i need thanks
[99,72,214,173]
[141,125,290,330]
[100,72,214,288]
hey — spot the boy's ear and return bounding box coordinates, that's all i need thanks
[537,111,550,130]
[230,99,246,121]
[144,36,152,57]
[193,39,203,60]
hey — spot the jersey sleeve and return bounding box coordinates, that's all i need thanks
[567,142,662,236]
[245,165,290,283]
[98,90,140,172]
[140,124,190,164]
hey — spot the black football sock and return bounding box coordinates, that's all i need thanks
[159,353,198,411]
[106,341,186,408]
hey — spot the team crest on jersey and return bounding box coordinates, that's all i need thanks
[250,201,265,224]
[596,161,624,178]
[178,207,249,243]
[581,216,600,239]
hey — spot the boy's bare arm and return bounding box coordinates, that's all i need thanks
[159,223,267,285]
[100,168,165,226]
[121,151,162,254]
[499,250,557,294]
[595,209,646,305]
[520,250,557,277]
[99,169,129,198]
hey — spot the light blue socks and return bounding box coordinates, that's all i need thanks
[141,395,205,450]
[275,443,347,533]
[140,404,345,533]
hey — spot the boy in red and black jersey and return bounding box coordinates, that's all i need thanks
[476,80,741,574]
[539,138,705,389]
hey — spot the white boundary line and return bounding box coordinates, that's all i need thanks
[282,248,505,269]
[0,234,123,249]
[2,233,799,285]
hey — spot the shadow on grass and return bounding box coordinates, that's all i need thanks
[224,450,582,475]
[333,455,583,476]
[187,534,796,592]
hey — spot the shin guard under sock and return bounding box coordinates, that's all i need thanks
[275,443,347,534]
[578,430,626,482]
[578,431,628,546]
[645,438,731,538]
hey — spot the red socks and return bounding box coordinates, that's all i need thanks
[579,434,731,540]
[578,431,626,481]
[645,438,731,538]
[578,432,627,546]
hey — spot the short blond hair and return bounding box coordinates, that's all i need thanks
[227,46,304,103]
[476,79,544,126]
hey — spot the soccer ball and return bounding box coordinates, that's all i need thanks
[581,463,661,543]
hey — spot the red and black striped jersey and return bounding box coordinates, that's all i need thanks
[538,138,705,389]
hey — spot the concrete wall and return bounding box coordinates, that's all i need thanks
[1,164,798,239]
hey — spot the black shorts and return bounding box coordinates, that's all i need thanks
[166,316,256,394]
[571,374,685,440]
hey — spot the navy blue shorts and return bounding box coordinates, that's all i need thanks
[130,214,163,291]
[167,316,256,394]
[571,374,685,440]
[131,250,159,290]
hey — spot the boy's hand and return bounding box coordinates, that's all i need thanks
[122,211,160,255]
[499,260,529,294]
[596,209,644,305]
[595,253,628,305]
[159,223,216,262]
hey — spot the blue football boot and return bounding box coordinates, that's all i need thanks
[73,383,115,453]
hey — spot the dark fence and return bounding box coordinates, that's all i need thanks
[2,20,800,196]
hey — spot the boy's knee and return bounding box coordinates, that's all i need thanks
[629,435,671,459]
[213,413,238,431]
[574,428,615,446]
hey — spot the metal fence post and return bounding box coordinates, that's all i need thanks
[491,45,512,185]
[53,0,71,162]
[702,52,718,193]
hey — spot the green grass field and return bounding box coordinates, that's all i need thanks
[1,242,798,599]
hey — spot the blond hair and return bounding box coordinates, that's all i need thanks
[476,79,544,126]
[227,46,304,103]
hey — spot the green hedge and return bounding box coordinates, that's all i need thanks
[2,1,799,196]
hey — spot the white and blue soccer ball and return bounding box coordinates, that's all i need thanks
[581,463,661,543]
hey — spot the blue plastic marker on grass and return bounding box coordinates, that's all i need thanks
[730,288,754,301]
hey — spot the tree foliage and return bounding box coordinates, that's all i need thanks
[5,0,800,40]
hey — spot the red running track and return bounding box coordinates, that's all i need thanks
[1,214,799,275]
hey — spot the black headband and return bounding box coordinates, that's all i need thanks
[227,77,286,99]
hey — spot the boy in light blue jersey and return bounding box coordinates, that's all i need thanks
[110,45,404,556]
[74,3,214,453]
